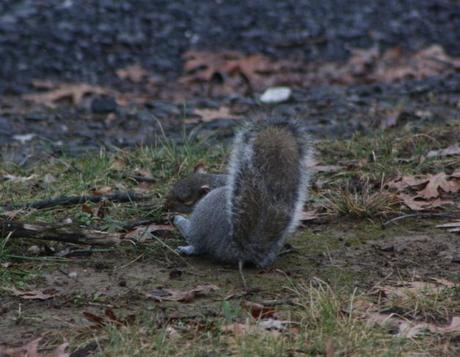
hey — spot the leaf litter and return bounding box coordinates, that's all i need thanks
[0,338,69,357]
[146,284,219,303]
[385,170,460,210]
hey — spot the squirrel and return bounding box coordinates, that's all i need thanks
[172,118,313,268]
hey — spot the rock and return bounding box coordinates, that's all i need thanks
[91,96,117,114]
[27,245,41,255]
[260,87,291,104]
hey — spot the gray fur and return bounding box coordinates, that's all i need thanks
[173,118,313,267]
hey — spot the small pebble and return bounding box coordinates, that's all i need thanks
[260,87,291,104]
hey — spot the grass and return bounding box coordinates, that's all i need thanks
[1,122,460,355]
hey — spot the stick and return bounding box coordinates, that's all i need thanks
[238,260,248,290]
[1,219,122,246]
[127,175,156,183]
[383,212,458,227]
[5,192,151,210]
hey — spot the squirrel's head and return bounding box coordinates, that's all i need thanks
[163,173,211,213]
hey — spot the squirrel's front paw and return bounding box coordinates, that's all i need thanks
[176,245,198,256]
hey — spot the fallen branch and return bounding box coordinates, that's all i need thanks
[1,218,123,246]
[127,175,157,183]
[5,191,151,210]
[383,212,458,227]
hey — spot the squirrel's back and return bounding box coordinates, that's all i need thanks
[227,118,313,267]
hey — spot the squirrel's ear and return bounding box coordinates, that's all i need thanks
[199,185,210,196]
[194,163,207,174]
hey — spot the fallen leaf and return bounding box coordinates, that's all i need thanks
[83,308,135,329]
[6,287,57,300]
[417,172,460,199]
[427,145,460,158]
[23,83,108,108]
[181,50,280,92]
[147,284,218,303]
[116,64,149,83]
[124,224,174,242]
[399,193,453,211]
[90,186,113,195]
[0,338,42,357]
[374,280,456,300]
[399,316,460,338]
[194,107,240,122]
[241,301,277,319]
[385,175,428,192]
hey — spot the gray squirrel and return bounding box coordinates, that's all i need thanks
[172,118,313,268]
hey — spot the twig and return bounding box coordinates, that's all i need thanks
[4,191,151,210]
[7,255,69,262]
[127,175,157,183]
[1,218,123,246]
[383,212,458,227]
[238,260,248,290]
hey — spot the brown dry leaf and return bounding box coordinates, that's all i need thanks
[427,145,460,158]
[93,200,110,219]
[417,172,460,199]
[194,107,241,122]
[181,50,279,90]
[385,175,429,192]
[399,193,453,211]
[241,301,277,319]
[399,316,460,338]
[116,64,149,83]
[147,284,218,303]
[373,45,460,82]
[81,203,94,215]
[0,338,41,357]
[124,223,174,242]
[91,186,113,195]
[375,280,456,300]
[83,308,135,329]
[6,287,57,300]
[23,83,107,108]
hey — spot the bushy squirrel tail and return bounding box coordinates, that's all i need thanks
[227,118,313,266]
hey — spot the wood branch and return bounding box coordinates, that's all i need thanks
[1,218,123,246]
[126,175,157,183]
[5,191,151,210]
